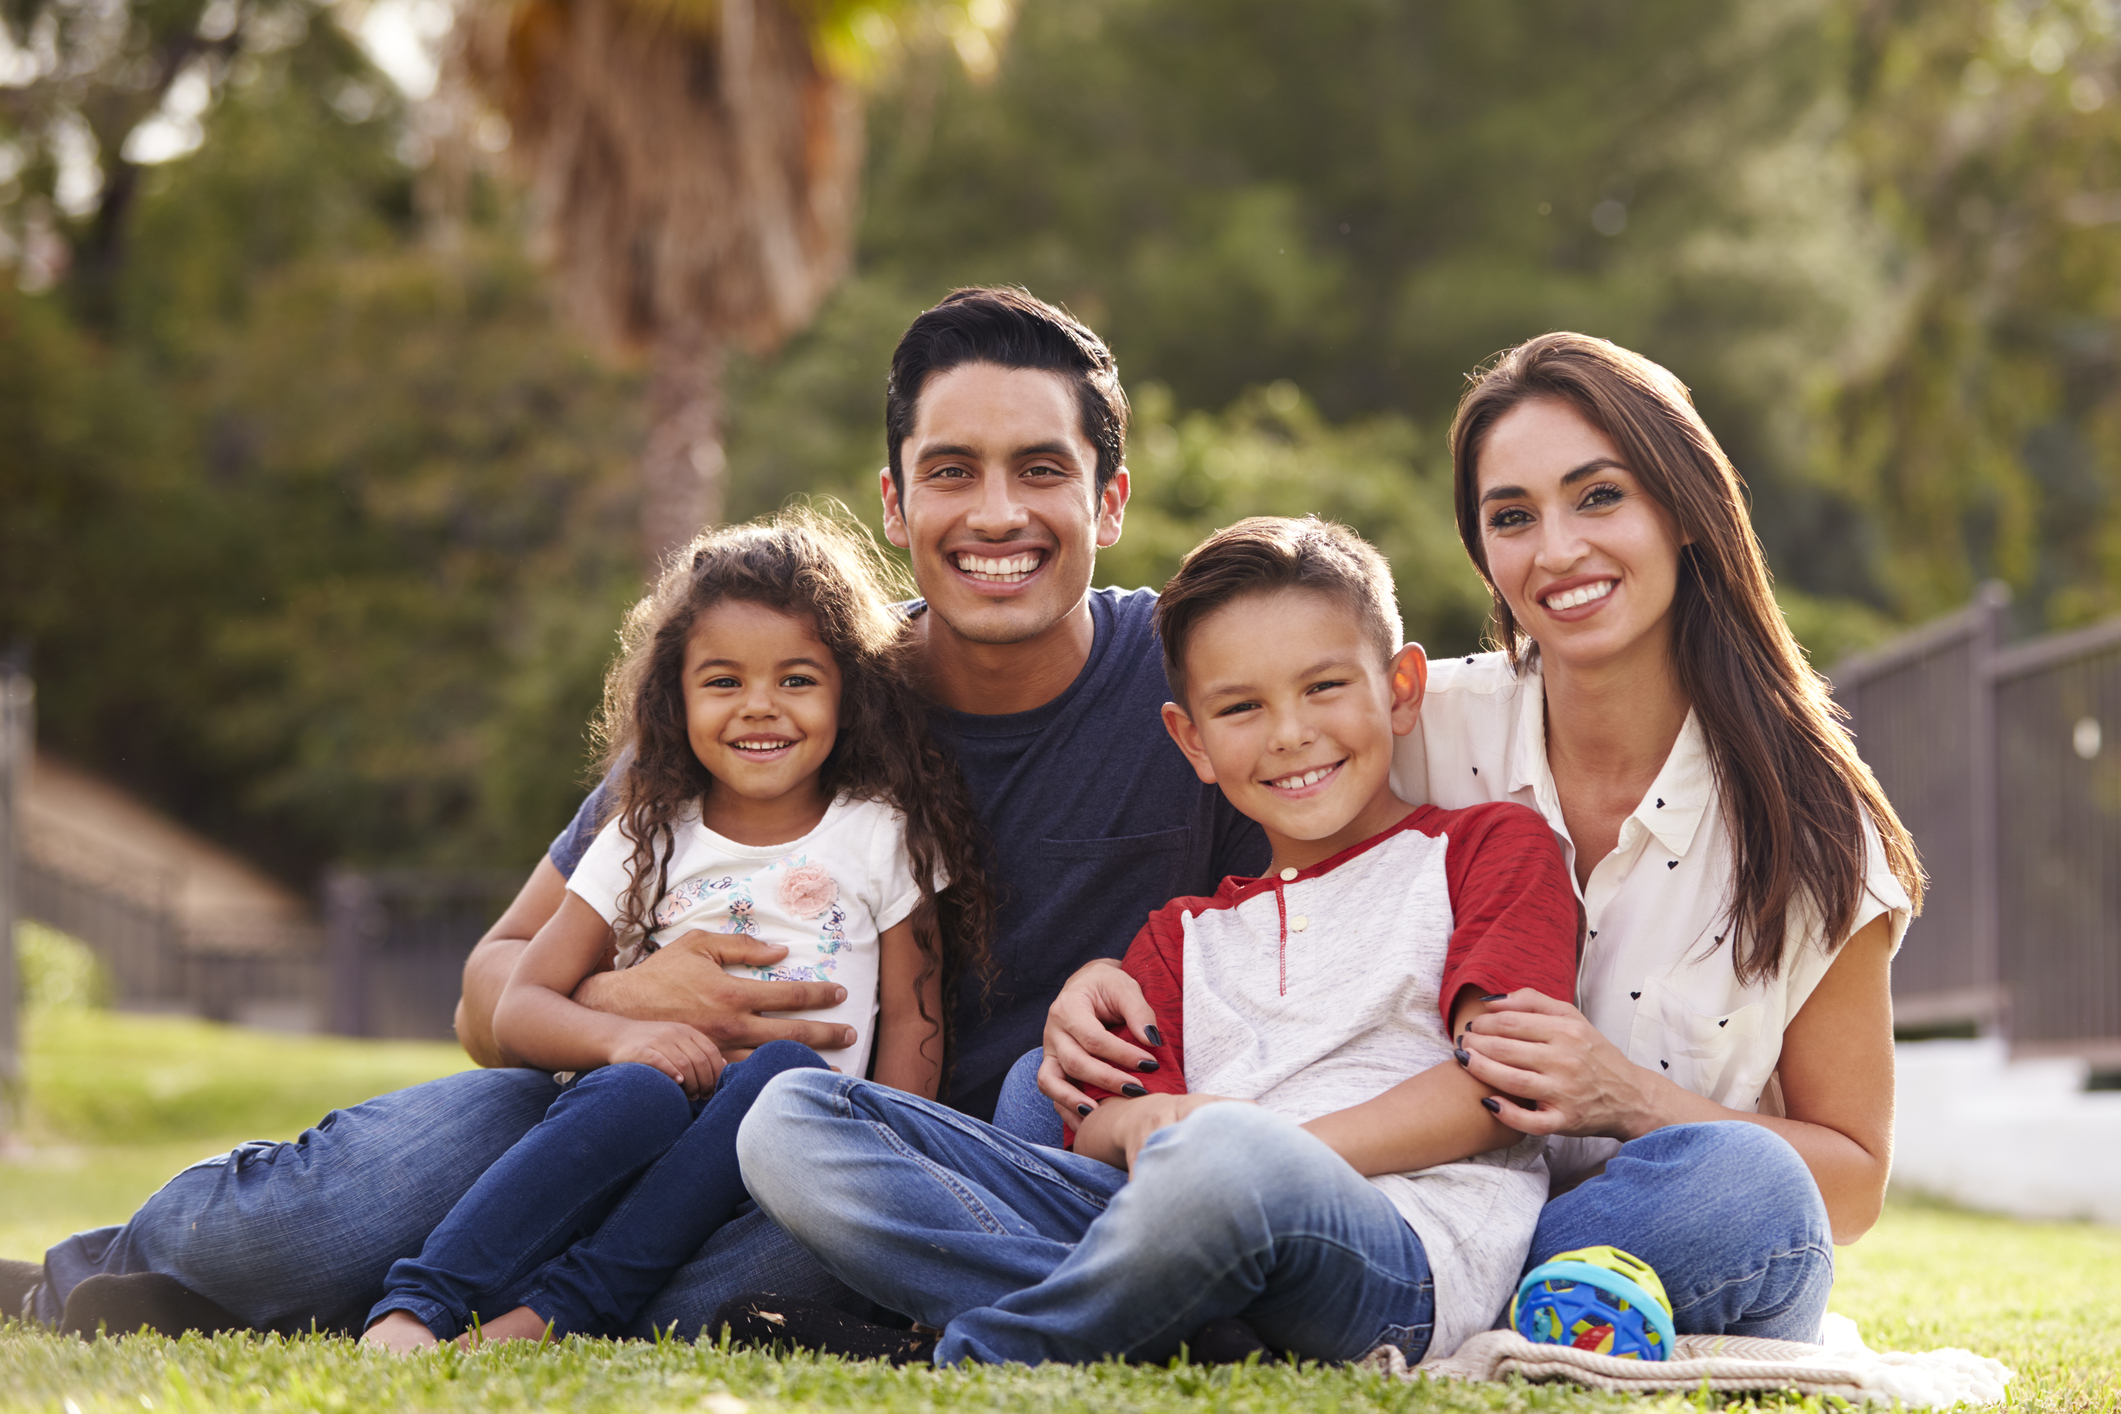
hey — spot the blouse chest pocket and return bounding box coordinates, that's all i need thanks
[1626,976,1770,1110]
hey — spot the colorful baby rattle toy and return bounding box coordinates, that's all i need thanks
[1509,1245,1676,1361]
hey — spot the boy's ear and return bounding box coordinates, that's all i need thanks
[1160,700,1218,784]
[1388,644,1428,736]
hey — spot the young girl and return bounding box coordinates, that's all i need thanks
[361,507,992,1352]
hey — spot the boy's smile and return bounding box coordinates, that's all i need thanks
[1161,588,1426,874]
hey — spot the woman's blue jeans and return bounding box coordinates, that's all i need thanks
[369,1041,826,1340]
[989,1046,1835,1342]
[739,1069,1438,1366]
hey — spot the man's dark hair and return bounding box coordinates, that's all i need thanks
[1155,516,1402,707]
[885,286,1128,501]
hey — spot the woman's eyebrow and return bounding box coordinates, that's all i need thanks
[1480,456,1628,505]
[1559,457,1627,485]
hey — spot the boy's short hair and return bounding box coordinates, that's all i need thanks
[885,286,1128,502]
[1155,516,1403,707]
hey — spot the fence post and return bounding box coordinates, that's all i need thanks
[324,868,382,1037]
[1969,582,2009,1035]
[0,670,34,1138]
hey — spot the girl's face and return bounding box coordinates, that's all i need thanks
[681,601,842,810]
[1474,397,1688,676]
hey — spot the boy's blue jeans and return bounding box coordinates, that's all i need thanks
[986,1046,1836,1344]
[737,1068,1438,1366]
[369,1041,826,1340]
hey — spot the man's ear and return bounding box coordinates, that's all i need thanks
[879,466,910,550]
[1095,467,1130,549]
[1160,699,1217,784]
[1388,643,1428,736]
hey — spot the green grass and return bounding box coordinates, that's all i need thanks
[3,1007,2118,1412]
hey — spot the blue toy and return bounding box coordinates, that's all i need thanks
[1509,1245,1676,1361]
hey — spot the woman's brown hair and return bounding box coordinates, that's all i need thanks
[1448,332,1923,982]
[593,502,994,1051]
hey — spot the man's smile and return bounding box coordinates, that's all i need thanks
[953,549,1046,585]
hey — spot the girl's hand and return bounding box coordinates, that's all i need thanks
[608,1022,725,1100]
[1037,959,1161,1121]
[1457,989,1661,1140]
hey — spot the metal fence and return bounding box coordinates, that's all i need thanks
[324,868,523,1040]
[1833,587,2121,1062]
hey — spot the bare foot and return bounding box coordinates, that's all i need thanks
[458,1305,555,1347]
[362,1311,440,1355]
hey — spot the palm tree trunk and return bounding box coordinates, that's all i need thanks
[640,319,728,569]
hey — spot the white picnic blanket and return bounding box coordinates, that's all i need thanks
[1361,1314,2012,1407]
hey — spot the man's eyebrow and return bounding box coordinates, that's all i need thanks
[912,440,1084,465]
[1478,457,1627,504]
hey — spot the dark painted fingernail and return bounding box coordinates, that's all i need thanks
[1076,1103,1093,1118]
[1481,992,1509,1002]
[1480,1097,1501,1115]
[1454,1048,1471,1067]
[1121,1083,1148,1098]
[1144,1026,1164,1047]
[1136,1057,1160,1073]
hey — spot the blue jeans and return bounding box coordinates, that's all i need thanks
[371,1042,827,1340]
[989,1045,1833,1343]
[35,1064,854,1336]
[738,1069,1437,1366]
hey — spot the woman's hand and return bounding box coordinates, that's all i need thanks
[1037,958,1162,1121]
[1456,989,1663,1140]
[607,1021,726,1100]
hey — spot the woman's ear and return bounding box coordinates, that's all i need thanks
[1388,644,1428,736]
[1161,700,1218,784]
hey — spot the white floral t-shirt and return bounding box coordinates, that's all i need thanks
[565,794,924,1079]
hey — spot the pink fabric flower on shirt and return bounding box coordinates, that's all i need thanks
[779,863,839,919]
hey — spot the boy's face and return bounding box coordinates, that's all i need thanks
[1162,588,1426,873]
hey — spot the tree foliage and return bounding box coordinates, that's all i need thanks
[5,0,2120,880]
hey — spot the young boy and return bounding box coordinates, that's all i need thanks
[731,516,1582,1367]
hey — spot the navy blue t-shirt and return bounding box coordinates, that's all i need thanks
[547,587,1268,1120]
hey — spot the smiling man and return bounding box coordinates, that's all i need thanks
[23,287,1268,1341]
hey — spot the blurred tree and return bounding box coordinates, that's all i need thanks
[0,0,377,328]
[459,0,968,566]
[1824,0,2121,629]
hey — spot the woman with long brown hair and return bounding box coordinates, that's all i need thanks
[1038,331,1918,1345]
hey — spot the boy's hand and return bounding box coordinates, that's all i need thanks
[608,1021,726,1100]
[1039,959,1162,1121]
[1085,1092,1244,1172]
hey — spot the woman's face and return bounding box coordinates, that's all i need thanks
[1473,397,1688,676]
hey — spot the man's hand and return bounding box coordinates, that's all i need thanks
[1037,958,1162,1121]
[607,1021,726,1100]
[1075,1092,1241,1171]
[574,929,859,1055]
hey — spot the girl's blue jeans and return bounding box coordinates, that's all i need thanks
[739,1068,1438,1366]
[368,1041,826,1340]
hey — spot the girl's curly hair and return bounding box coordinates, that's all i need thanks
[593,502,995,1059]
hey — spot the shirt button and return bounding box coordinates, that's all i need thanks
[1279,867,1298,881]
[1290,915,1309,932]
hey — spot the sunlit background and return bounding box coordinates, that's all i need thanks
[5,2,2121,1209]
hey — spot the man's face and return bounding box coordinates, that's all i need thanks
[881,362,1127,647]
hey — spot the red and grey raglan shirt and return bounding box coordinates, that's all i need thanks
[1078,802,1581,1360]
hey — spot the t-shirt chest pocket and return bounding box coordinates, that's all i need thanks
[1626,977,1768,1109]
